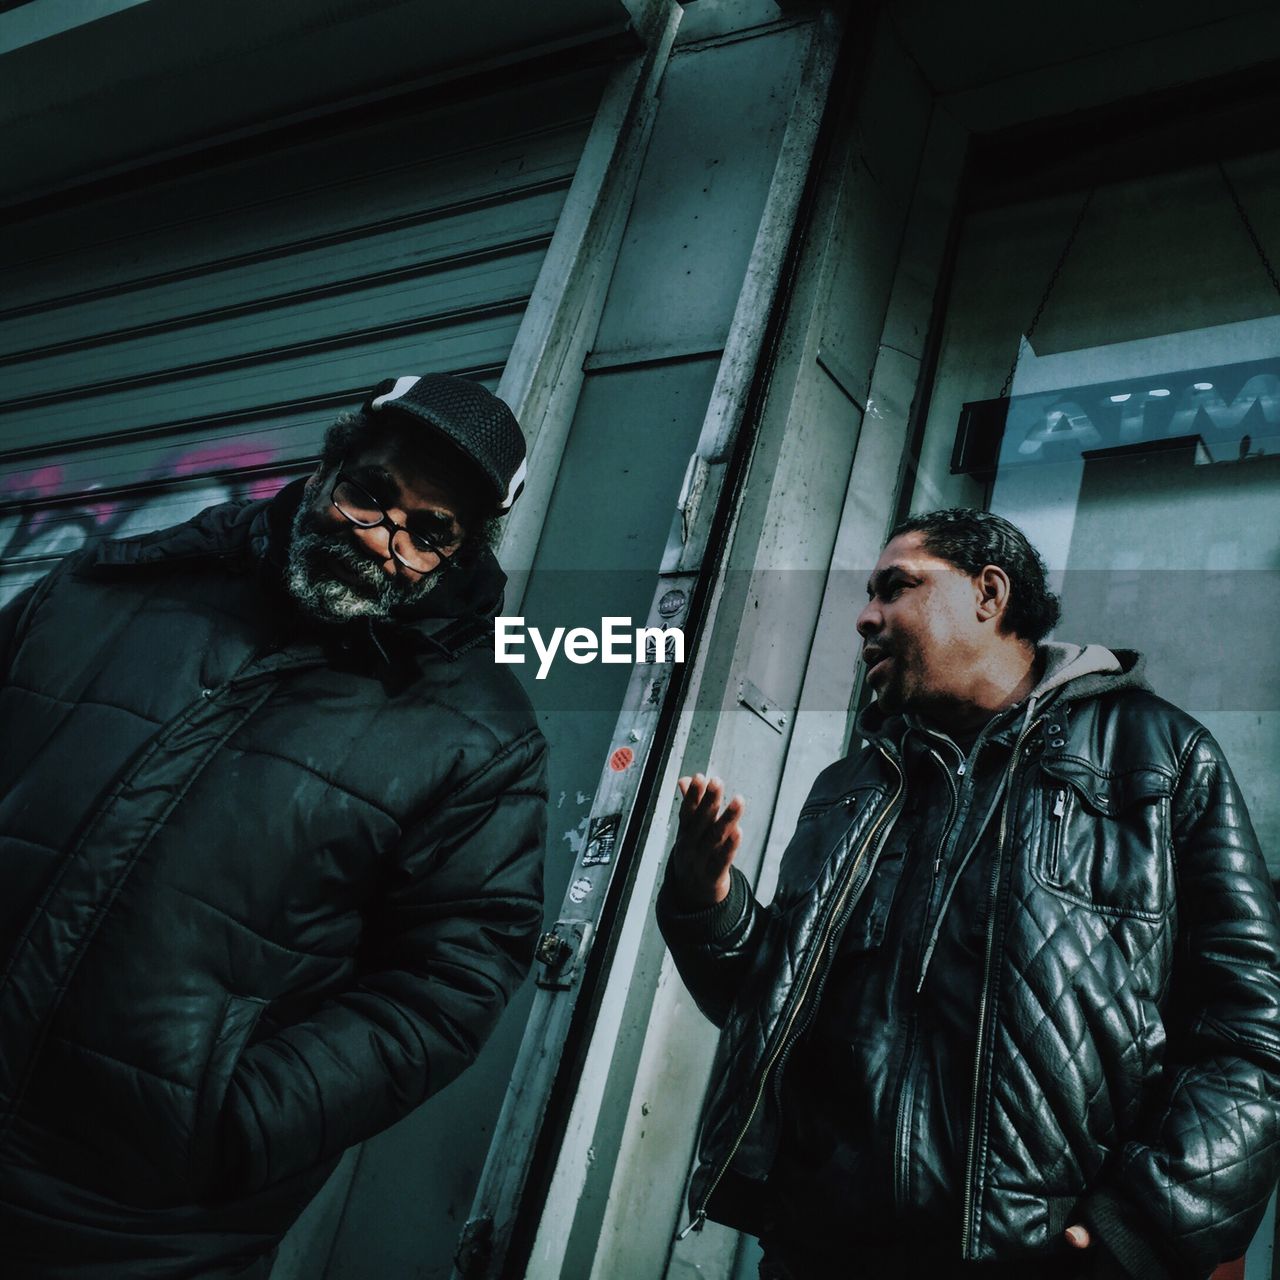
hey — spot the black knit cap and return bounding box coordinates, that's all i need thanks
[362,374,527,514]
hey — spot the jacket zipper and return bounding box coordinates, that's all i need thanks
[677,748,905,1239]
[1047,788,1068,884]
[960,716,1043,1257]
[768,772,907,1107]
[926,746,961,879]
[891,744,959,1206]
[915,754,1017,995]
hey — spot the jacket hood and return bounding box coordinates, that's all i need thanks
[855,641,1149,746]
[1029,641,1147,704]
[82,479,507,663]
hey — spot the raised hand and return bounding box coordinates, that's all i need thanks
[668,774,744,908]
[1064,1224,1091,1250]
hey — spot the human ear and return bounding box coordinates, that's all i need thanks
[975,564,1011,623]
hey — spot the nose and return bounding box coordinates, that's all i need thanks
[856,597,880,638]
[350,522,401,576]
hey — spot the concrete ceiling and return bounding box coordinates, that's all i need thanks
[0,0,634,207]
[6,0,1279,207]
[890,0,1280,132]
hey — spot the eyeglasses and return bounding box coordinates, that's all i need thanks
[330,473,462,574]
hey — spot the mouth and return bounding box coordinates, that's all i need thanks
[862,647,892,681]
[317,547,382,598]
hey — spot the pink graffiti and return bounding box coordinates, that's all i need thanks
[171,442,286,501]
[84,500,120,525]
[172,444,277,475]
[2,464,64,497]
[1,438,296,568]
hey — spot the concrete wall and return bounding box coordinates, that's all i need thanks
[519,13,969,1278]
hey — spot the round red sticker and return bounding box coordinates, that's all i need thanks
[609,747,634,772]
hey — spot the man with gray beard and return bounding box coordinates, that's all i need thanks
[285,377,512,626]
[0,374,548,1279]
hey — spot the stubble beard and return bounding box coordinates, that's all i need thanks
[872,675,905,713]
[284,504,445,624]
[868,656,916,716]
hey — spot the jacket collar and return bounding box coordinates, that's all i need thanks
[854,642,1149,755]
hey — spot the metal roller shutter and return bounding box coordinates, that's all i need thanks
[0,65,605,603]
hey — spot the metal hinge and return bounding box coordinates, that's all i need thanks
[534,919,594,991]
[738,678,787,733]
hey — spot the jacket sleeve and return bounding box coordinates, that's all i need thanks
[0,580,44,683]
[1083,728,1280,1280]
[656,862,771,1028]
[655,752,877,1026]
[223,727,548,1191]
[1,552,92,684]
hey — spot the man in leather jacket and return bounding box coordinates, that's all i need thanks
[0,375,547,1279]
[658,509,1280,1279]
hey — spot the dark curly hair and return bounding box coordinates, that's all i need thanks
[887,508,1061,644]
[318,410,378,474]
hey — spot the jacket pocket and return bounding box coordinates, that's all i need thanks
[189,992,267,1191]
[840,844,906,952]
[774,785,891,906]
[1033,765,1172,921]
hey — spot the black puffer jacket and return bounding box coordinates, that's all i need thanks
[0,482,548,1278]
[660,648,1280,1278]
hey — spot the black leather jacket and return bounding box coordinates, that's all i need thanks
[659,650,1280,1277]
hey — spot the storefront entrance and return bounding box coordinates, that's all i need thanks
[911,145,1280,881]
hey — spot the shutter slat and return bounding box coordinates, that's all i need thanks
[0,186,568,348]
[0,68,602,595]
[0,248,549,402]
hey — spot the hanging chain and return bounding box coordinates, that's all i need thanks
[999,187,1096,399]
[1217,159,1280,301]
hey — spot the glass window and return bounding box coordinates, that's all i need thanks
[908,150,1280,872]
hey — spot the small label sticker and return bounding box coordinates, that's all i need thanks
[609,747,634,772]
[582,813,621,867]
[658,589,687,618]
[568,876,593,904]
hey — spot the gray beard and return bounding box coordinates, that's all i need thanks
[284,503,446,624]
